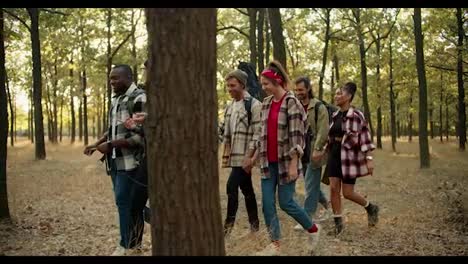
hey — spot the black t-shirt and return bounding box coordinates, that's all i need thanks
[329,110,348,138]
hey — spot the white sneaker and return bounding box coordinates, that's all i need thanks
[111,246,128,256]
[293,223,303,231]
[308,224,321,252]
[255,243,280,256]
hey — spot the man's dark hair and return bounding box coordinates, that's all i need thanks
[295,76,314,99]
[113,64,133,80]
[342,82,357,102]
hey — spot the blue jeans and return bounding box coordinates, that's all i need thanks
[109,159,148,249]
[304,163,328,216]
[261,162,314,241]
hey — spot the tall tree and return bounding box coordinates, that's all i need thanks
[145,8,225,256]
[268,8,287,68]
[317,8,332,100]
[69,57,76,143]
[0,8,10,220]
[349,8,374,142]
[456,8,466,150]
[389,33,397,152]
[248,8,257,73]
[28,8,46,159]
[413,8,430,168]
[5,72,13,146]
[439,71,444,142]
[257,8,265,74]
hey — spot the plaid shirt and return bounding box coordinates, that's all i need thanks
[329,106,375,180]
[107,83,146,171]
[223,92,262,167]
[257,91,307,185]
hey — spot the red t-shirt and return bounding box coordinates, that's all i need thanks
[267,93,287,162]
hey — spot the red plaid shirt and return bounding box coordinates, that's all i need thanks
[328,106,375,180]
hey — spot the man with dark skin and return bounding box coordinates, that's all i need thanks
[84,64,147,256]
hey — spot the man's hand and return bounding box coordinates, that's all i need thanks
[311,149,325,162]
[97,142,112,154]
[242,156,254,173]
[367,160,374,175]
[124,113,147,130]
[84,144,97,156]
[288,162,298,179]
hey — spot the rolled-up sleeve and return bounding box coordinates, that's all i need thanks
[287,98,305,158]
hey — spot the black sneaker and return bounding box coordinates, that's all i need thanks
[250,221,260,233]
[334,217,344,236]
[224,222,234,236]
[366,203,379,227]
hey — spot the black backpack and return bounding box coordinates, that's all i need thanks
[237,61,266,102]
[302,100,337,165]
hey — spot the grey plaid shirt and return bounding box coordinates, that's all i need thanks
[108,83,146,171]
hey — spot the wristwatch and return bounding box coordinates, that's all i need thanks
[366,156,373,161]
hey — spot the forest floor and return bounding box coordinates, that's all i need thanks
[1,137,467,256]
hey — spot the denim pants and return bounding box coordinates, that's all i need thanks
[261,162,314,241]
[109,159,148,249]
[303,163,328,216]
[225,167,259,228]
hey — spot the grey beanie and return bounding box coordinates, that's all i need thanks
[225,69,248,87]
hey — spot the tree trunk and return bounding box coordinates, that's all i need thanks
[0,8,11,219]
[6,72,14,147]
[439,71,443,142]
[97,91,102,136]
[70,58,76,143]
[45,81,53,142]
[268,8,287,69]
[248,8,258,73]
[59,93,63,142]
[257,8,265,74]
[333,50,340,84]
[318,8,331,100]
[145,8,225,256]
[28,8,46,160]
[131,9,138,84]
[389,33,397,152]
[456,8,466,150]
[102,89,106,135]
[78,99,82,142]
[265,9,270,64]
[413,8,430,168]
[409,89,413,142]
[429,107,434,139]
[446,93,449,140]
[353,9,374,142]
[52,60,58,143]
[376,37,382,149]
[106,8,112,128]
[82,70,88,145]
[29,90,34,143]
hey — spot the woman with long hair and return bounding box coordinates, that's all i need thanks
[255,61,320,256]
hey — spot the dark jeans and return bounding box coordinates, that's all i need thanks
[225,167,259,229]
[109,159,148,249]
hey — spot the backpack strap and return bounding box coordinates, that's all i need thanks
[314,100,323,126]
[244,96,253,125]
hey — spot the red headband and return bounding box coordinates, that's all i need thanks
[261,69,284,86]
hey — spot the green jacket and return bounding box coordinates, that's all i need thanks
[306,98,330,168]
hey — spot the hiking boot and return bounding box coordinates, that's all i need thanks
[366,203,379,227]
[308,224,321,253]
[334,216,344,236]
[250,221,260,233]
